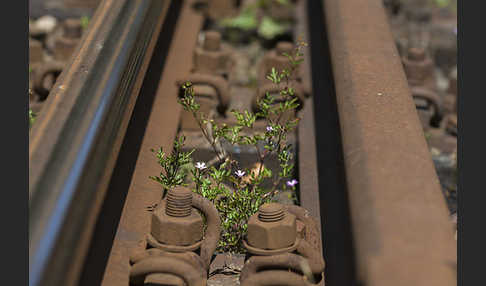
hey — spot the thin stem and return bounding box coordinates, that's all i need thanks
[195,169,201,194]
[192,110,223,162]
[169,147,180,186]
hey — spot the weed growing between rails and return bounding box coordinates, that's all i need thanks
[151,41,308,253]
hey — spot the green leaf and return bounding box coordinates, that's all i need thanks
[258,16,288,40]
[219,7,258,31]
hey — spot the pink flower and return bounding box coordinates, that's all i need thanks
[286,179,298,187]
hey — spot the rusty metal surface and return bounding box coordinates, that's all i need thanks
[240,251,323,285]
[241,204,325,285]
[297,97,322,239]
[64,0,101,9]
[129,250,207,285]
[29,0,99,19]
[247,203,297,250]
[258,41,300,85]
[100,2,205,285]
[28,1,171,286]
[32,61,65,99]
[127,188,220,285]
[295,0,322,241]
[323,0,456,285]
[193,30,233,76]
[241,270,313,286]
[150,188,204,247]
[295,0,313,96]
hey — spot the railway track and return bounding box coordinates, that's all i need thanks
[29,1,457,286]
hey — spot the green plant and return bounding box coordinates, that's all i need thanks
[152,41,307,253]
[219,1,292,41]
[432,0,451,8]
[149,135,194,194]
[81,16,90,30]
[29,109,36,128]
[430,0,457,13]
[258,16,289,40]
[219,7,258,31]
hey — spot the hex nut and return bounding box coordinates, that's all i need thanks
[151,202,204,247]
[194,49,222,73]
[247,205,297,250]
[402,52,434,86]
[203,31,221,51]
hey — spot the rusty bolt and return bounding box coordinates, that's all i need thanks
[258,203,286,222]
[402,47,434,86]
[193,31,231,76]
[259,41,299,84]
[247,203,297,250]
[63,19,83,39]
[203,31,221,52]
[407,47,426,62]
[405,5,431,23]
[151,187,204,247]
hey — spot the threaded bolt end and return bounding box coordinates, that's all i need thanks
[258,203,285,222]
[165,187,193,217]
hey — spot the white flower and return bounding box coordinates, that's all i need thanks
[286,179,298,187]
[266,126,274,132]
[195,162,206,170]
[235,170,245,177]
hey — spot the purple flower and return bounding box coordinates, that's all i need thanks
[453,27,457,35]
[266,126,274,132]
[286,179,298,187]
[195,162,206,170]
[235,170,245,177]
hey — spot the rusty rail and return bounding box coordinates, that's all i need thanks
[28,0,457,285]
[28,1,172,286]
[322,0,456,285]
[96,1,205,285]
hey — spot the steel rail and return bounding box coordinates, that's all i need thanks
[99,1,206,284]
[323,0,457,285]
[28,1,171,286]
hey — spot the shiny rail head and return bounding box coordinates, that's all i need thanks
[29,1,173,286]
